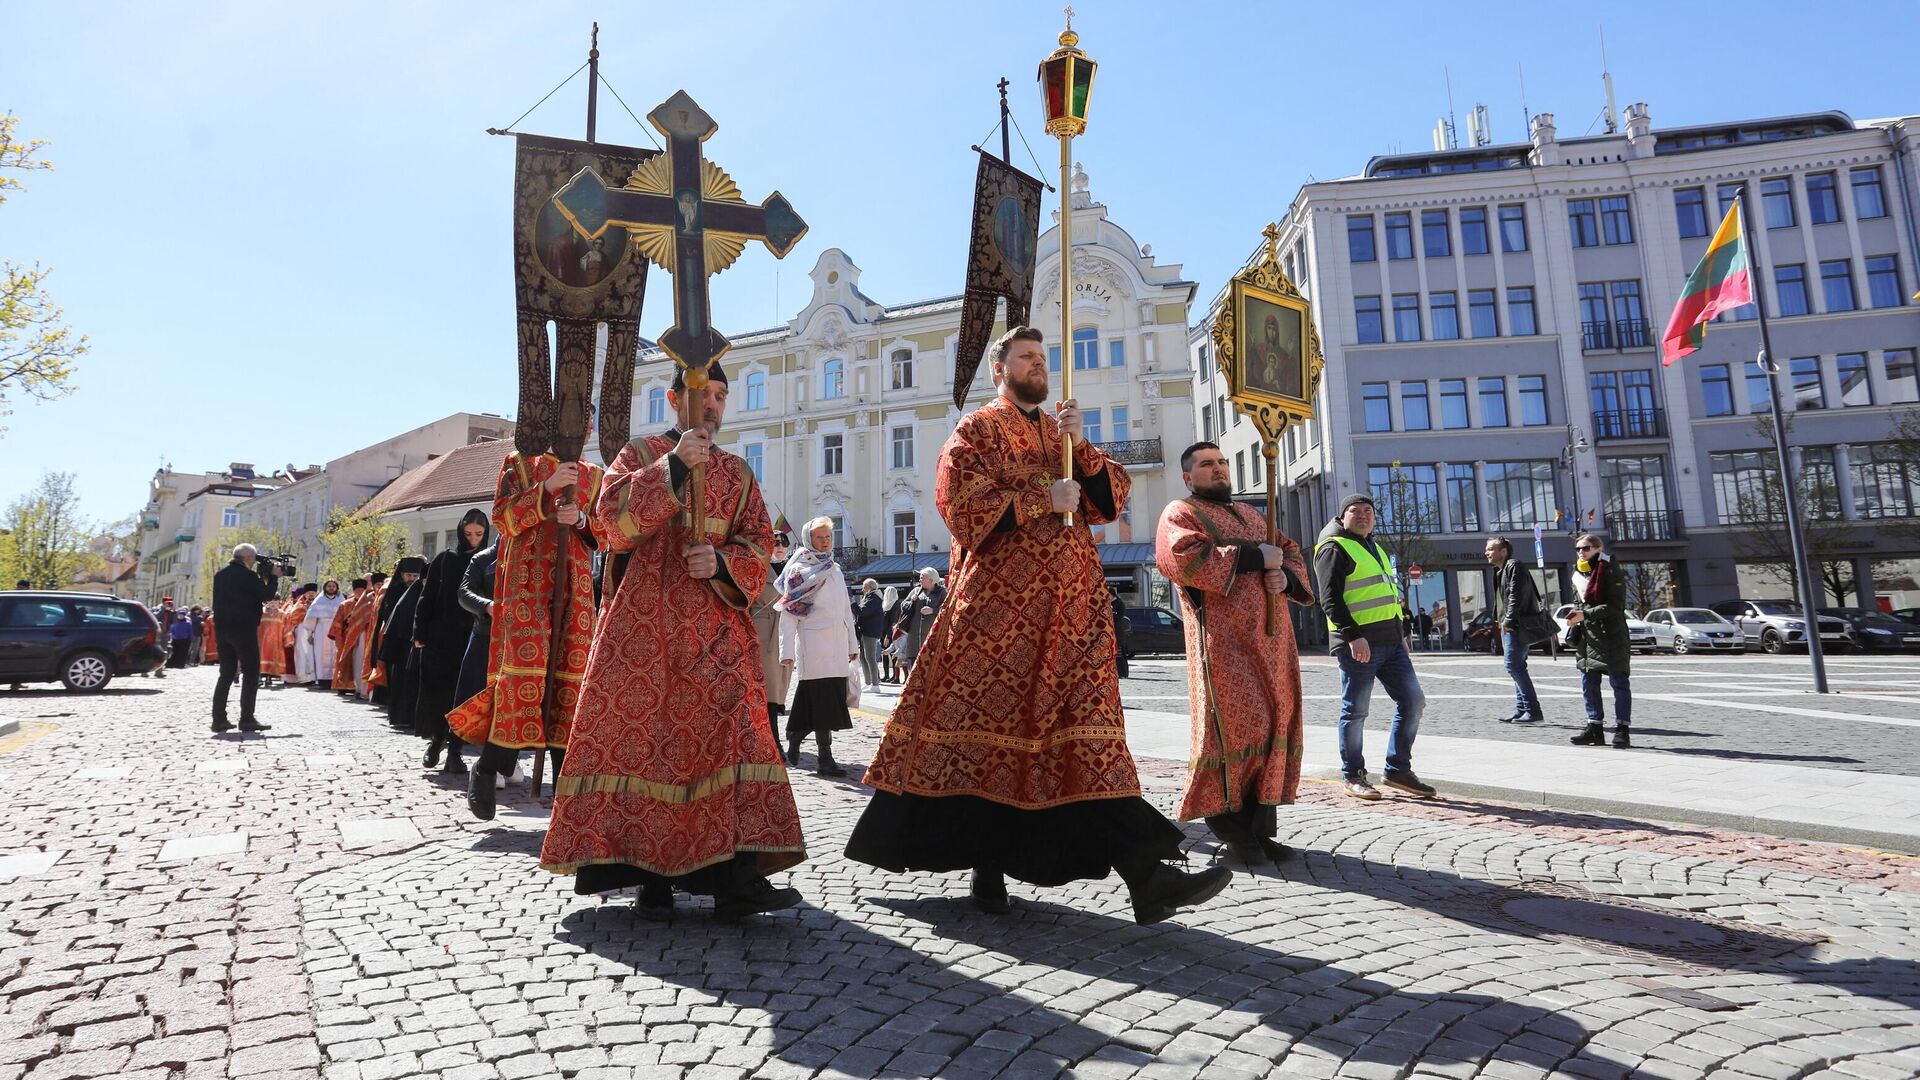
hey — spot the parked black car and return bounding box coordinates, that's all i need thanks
[1892,607,1920,626]
[0,592,165,691]
[1819,607,1920,653]
[1123,606,1186,657]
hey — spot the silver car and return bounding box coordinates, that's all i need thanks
[1708,599,1854,654]
[1643,607,1745,654]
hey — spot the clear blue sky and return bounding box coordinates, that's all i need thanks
[5,0,1916,525]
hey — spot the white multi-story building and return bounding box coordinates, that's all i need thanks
[1199,103,1920,639]
[630,165,1199,598]
[134,464,289,607]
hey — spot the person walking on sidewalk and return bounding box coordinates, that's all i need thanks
[1485,536,1548,725]
[855,578,885,688]
[777,516,859,778]
[1313,494,1435,801]
[1566,533,1632,749]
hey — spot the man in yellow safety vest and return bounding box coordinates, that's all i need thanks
[1312,494,1437,801]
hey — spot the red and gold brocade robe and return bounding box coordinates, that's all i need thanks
[282,593,313,677]
[202,616,219,664]
[257,601,288,676]
[1155,497,1314,820]
[863,396,1138,810]
[448,453,604,751]
[362,580,392,690]
[539,435,803,879]
[332,588,378,689]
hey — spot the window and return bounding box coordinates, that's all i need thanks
[1072,326,1099,370]
[1600,456,1671,531]
[890,349,914,390]
[422,532,437,559]
[1348,215,1376,262]
[1867,255,1903,308]
[1422,210,1451,257]
[744,371,767,410]
[1430,293,1460,340]
[1745,359,1773,411]
[822,357,846,399]
[1362,382,1391,431]
[1762,177,1794,229]
[222,507,238,528]
[1851,444,1920,519]
[1498,204,1527,252]
[1083,409,1103,445]
[1518,375,1549,425]
[1836,353,1872,407]
[822,433,843,475]
[1446,463,1479,531]
[1700,364,1734,416]
[73,600,134,626]
[1459,206,1490,255]
[1368,464,1439,531]
[892,511,916,555]
[1439,379,1469,429]
[1355,296,1384,344]
[1790,357,1825,410]
[1235,452,1247,491]
[1047,345,1061,372]
[1468,289,1498,338]
[1508,287,1537,335]
[1109,339,1126,367]
[1886,349,1918,404]
[1611,281,1646,347]
[1821,260,1856,312]
[1579,283,1611,349]
[1775,264,1810,316]
[1852,166,1887,218]
[1711,451,1776,524]
[1484,461,1556,530]
[744,443,764,483]
[891,425,914,469]
[1111,407,1129,441]
[646,387,666,425]
[1717,182,1742,221]
[1385,212,1413,259]
[1806,172,1841,224]
[1401,381,1431,430]
[1568,199,1599,247]
[1201,404,1214,441]
[1479,378,1508,427]
[1600,196,1634,245]
[1675,188,1708,238]
[1392,294,1421,341]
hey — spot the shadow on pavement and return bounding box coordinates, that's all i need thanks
[1651,746,1864,765]
[1412,799,1718,839]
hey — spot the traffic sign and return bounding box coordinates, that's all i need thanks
[1408,565,1424,582]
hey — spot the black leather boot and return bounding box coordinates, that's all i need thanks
[970,869,1010,914]
[1123,862,1233,926]
[815,730,845,778]
[424,734,444,769]
[1570,723,1606,746]
[466,762,496,821]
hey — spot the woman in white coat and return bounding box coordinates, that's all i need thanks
[778,516,859,777]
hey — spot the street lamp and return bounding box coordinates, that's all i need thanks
[1560,424,1591,536]
[1038,8,1095,525]
[906,534,919,577]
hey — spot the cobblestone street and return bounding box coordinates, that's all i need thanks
[3,669,1919,1079]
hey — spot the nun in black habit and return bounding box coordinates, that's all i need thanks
[379,557,428,744]
[415,508,490,774]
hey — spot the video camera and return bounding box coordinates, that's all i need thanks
[254,553,297,579]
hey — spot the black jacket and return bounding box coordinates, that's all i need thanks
[380,582,423,667]
[212,559,278,633]
[459,543,497,636]
[1497,558,1543,627]
[856,592,886,639]
[1312,521,1404,653]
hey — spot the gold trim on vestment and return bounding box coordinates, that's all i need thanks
[553,762,791,802]
[498,664,585,680]
[867,779,1144,811]
[540,844,807,879]
[1191,734,1277,774]
[912,726,1130,753]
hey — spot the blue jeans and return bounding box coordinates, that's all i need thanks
[1501,630,1543,720]
[1336,641,1425,781]
[1581,669,1632,729]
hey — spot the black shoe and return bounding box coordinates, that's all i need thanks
[1512,714,1543,724]
[1257,839,1297,864]
[970,869,1011,915]
[1382,771,1436,798]
[1570,724,1606,746]
[238,720,270,733]
[466,763,496,821]
[785,738,802,767]
[636,884,675,922]
[1130,864,1232,926]
[1496,712,1523,724]
[1612,729,1633,749]
[713,879,801,923]
[211,718,233,733]
[424,736,444,770]
[441,754,466,775]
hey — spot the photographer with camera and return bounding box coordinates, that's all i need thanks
[211,543,285,733]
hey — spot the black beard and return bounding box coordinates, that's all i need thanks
[1192,477,1233,502]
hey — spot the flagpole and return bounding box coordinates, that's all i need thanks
[1736,191,1829,694]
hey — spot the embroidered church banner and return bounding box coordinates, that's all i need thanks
[952,149,1043,408]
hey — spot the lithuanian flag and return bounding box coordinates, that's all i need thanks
[1661,200,1753,366]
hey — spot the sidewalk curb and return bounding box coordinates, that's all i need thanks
[1303,764,1920,856]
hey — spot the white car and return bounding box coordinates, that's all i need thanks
[1551,604,1660,654]
[1643,607,1745,654]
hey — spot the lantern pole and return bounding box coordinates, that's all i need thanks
[1041,9,1091,525]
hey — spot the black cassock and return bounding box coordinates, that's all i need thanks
[413,508,490,740]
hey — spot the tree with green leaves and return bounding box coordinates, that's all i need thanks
[318,505,409,585]
[1,114,86,434]
[0,472,99,588]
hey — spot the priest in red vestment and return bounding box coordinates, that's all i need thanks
[846,326,1231,925]
[539,362,804,923]
[257,599,288,682]
[331,579,376,696]
[1156,441,1314,865]
[448,452,604,810]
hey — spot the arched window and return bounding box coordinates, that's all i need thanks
[646,387,666,424]
[744,371,767,410]
[1072,326,1099,370]
[822,357,846,399]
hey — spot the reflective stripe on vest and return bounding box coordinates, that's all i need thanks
[1317,535,1400,632]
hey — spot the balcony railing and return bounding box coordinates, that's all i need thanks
[1591,408,1668,440]
[834,543,874,571]
[1100,438,1164,466]
[1581,321,1614,351]
[1608,509,1684,542]
[1616,318,1652,349]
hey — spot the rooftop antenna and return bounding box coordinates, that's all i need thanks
[1468,103,1491,147]
[1600,25,1618,135]
[1436,66,1459,150]
[1518,62,1531,131]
